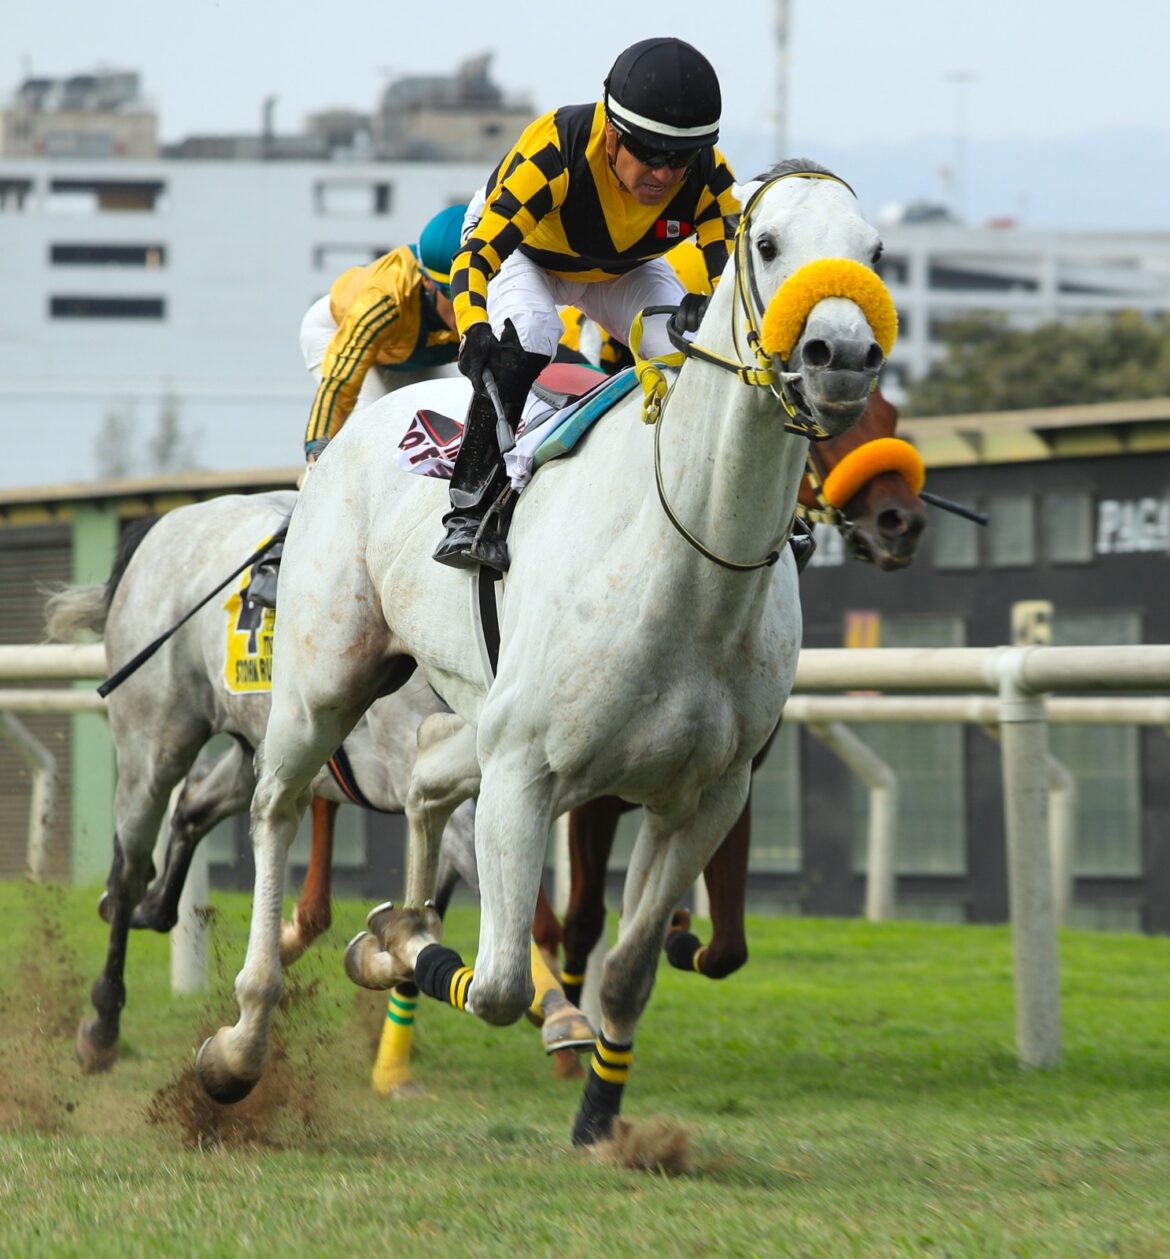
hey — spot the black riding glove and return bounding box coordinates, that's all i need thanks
[458,318,531,400]
[669,292,710,337]
[457,322,499,394]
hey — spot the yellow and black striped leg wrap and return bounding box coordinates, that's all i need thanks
[560,963,586,1009]
[414,943,473,1011]
[665,930,706,974]
[571,1032,633,1147]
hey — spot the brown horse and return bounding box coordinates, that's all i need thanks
[535,386,927,1001]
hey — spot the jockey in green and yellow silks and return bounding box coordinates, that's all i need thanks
[300,204,465,461]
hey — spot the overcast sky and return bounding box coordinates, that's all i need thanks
[8,0,1168,151]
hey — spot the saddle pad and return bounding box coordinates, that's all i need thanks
[397,365,638,489]
[530,367,639,470]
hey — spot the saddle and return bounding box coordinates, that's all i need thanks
[243,538,284,609]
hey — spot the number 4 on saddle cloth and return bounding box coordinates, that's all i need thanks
[397,363,639,488]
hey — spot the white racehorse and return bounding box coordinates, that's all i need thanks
[196,163,896,1144]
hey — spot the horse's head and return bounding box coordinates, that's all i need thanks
[726,160,895,438]
[800,386,928,570]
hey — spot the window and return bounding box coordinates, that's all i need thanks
[851,615,967,885]
[988,493,1035,567]
[312,244,387,272]
[314,180,393,216]
[46,178,167,214]
[1050,611,1141,886]
[748,722,802,874]
[931,500,980,569]
[1041,491,1092,564]
[0,178,34,212]
[50,243,166,268]
[50,295,165,320]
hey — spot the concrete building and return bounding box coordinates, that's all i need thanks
[0,157,485,487]
[0,70,157,160]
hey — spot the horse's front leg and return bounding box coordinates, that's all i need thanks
[572,769,749,1147]
[395,747,551,1027]
[560,796,625,1005]
[280,796,336,965]
[196,674,396,1103]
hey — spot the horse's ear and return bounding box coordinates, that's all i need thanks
[733,180,763,207]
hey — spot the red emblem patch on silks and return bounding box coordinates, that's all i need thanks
[655,219,691,239]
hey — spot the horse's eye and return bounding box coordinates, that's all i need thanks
[872,242,884,265]
[757,235,778,262]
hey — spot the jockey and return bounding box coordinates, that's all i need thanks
[434,36,740,571]
[300,204,465,463]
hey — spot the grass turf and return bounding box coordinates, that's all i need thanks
[1,879,1168,1257]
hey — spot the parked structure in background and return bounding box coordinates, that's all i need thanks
[0,70,156,160]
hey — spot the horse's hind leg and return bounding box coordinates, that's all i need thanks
[131,738,255,933]
[78,726,206,1072]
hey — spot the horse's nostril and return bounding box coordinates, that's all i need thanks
[878,508,909,536]
[864,343,884,371]
[803,339,832,368]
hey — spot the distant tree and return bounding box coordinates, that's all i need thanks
[94,403,136,479]
[904,310,1170,416]
[146,392,198,473]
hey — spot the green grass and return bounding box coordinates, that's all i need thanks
[1,879,1169,1257]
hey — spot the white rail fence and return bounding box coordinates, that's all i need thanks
[1,642,1168,1068]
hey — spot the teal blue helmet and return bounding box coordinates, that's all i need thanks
[414,204,467,295]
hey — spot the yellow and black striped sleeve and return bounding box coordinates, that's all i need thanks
[304,249,421,447]
[694,148,741,291]
[450,111,571,337]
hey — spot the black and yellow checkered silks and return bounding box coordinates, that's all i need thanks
[451,102,739,337]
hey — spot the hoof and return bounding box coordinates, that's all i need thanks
[74,1016,118,1074]
[344,932,408,991]
[97,892,111,925]
[129,900,177,933]
[195,1028,258,1105]
[373,1077,426,1101]
[540,991,596,1055]
[366,902,442,962]
[279,920,307,968]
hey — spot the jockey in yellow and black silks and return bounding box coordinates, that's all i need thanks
[433,37,740,572]
[300,204,465,462]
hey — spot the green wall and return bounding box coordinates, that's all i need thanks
[71,504,119,884]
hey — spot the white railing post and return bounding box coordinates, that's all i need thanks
[806,721,898,921]
[991,650,1062,1068]
[0,714,57,882]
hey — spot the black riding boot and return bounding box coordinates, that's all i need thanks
[432,391,515,571]
[433,348,547,572]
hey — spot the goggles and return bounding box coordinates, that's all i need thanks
[619,132,699,171]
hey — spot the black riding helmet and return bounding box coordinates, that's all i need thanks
[603,37,721,155]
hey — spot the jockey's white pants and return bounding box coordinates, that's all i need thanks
[485,253,684,362]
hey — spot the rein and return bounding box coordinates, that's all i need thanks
[634,170,868,572]
[97,525,288,698]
